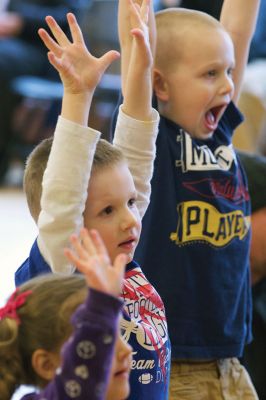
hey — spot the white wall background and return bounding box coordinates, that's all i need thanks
[0,188,37,398]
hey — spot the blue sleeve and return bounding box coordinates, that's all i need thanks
[15,239,51,287]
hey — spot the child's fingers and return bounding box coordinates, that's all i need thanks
[67,13,84,45]
[47,52,63,73]
[130,28,151,62]
[129,0,149,30]
[131,0,141,13]
[140,0,150,24]
[99,50,120,73]
[129,0,142,28]
[47,52,79,81]
[89,230,110,261]
[64,247,78,266]
[80,228,98,257]
[47,52,74,78]
[64,247,89,274]
[131,28,145,41]
[69,232,90,260]
[38,28,62,56]
[45,15,70,47]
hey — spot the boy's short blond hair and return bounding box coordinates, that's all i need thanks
[24,136,124,223]
[155,8,223,73]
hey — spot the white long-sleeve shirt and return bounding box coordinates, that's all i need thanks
[37,107,159,274]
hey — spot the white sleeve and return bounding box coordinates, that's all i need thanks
[37,116,101,274]
[113,106,159,219]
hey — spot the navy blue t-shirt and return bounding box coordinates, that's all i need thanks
[135,102,253,359]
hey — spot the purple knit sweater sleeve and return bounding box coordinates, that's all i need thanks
[22,289,123,400]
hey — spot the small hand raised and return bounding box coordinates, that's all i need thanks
[64,228,126,297]
[38,13,120,94]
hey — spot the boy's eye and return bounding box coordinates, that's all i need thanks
[128,198,136,207]
[206,70,216,77]
[227,67,233,77]
[102,206,113,215]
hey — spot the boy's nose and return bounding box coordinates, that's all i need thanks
[220,75,234,96]
[121,209,139,231]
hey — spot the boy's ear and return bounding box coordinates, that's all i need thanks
[153,69,169,102]
[32,348,60,381]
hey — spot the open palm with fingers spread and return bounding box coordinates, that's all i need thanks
[65,228,127,297]
[38,13,120,95]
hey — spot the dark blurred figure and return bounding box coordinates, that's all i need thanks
[159,0,221,17]
[238,152,266,400]
[180,0,221,18]
[0,0,76,183]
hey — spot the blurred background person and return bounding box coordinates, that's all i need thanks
[0,0,77,184]
[238,151,266,400]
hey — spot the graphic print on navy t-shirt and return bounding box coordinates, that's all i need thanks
[170,129,251,248]
[121,261,170,399]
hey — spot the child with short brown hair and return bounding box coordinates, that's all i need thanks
[15,3,171,399]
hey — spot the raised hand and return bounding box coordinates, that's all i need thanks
[38,13,120,95]
[129,0,153,69]
[121,0,153,121]
[64,228,127,297]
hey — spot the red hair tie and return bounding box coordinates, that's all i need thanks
[0,288,33,325]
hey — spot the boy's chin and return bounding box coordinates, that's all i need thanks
[192,130,214,141]
[202,132,214,140]
[126,253,134,264]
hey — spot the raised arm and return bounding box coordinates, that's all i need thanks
[119,0,156,98]
[37,13,119,273]
[114,0,160,218]
[38,13,119,124]
[220,0,260,103]
[122,0,153,120]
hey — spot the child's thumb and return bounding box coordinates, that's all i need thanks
[100,50,120,72]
